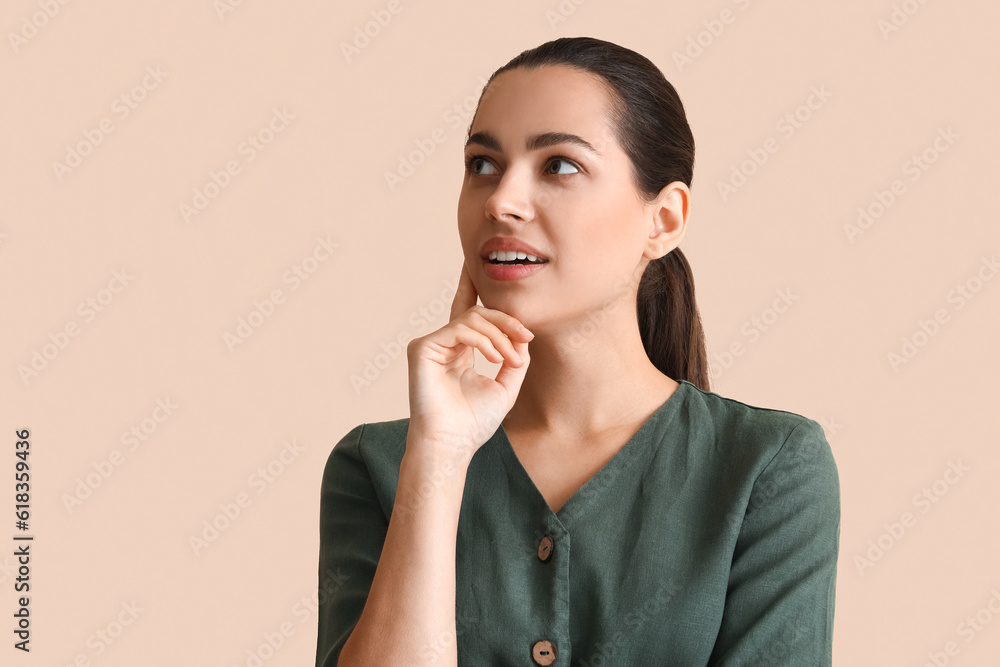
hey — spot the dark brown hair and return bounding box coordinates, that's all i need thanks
[469,36,710,391]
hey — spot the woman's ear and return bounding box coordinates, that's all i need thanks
[644,181,690,260]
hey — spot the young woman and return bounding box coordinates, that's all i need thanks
[317,37,840,666]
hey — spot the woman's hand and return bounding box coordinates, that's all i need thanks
[405,261,533,466]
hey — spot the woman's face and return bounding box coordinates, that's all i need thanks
[457,64,679,334]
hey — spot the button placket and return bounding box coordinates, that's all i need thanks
[526,514,568,664]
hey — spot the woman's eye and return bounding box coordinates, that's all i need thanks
[548,158,579,175]
[466,156,497,175]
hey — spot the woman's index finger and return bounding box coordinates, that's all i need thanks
[449,260,479,322]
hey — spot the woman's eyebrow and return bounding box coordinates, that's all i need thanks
[465,130,601,156]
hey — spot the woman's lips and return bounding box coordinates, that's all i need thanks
[482,259,548,281]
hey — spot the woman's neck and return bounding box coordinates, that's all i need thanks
[501,325,678,441]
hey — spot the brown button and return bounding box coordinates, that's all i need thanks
[532,639,557,665]
[537,535,554,562]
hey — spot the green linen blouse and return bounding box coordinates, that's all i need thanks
[315,379,840,665]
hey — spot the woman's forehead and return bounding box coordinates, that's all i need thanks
[472,67,617,146]
[483,65,610,108]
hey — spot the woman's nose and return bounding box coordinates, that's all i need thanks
[484,169,534,223]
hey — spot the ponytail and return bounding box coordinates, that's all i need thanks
[637,249,710,391]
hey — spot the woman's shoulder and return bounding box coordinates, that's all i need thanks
[328,417,410,469]
[322,417,412,517]
[681,379,823,432]
[675,380,834,473]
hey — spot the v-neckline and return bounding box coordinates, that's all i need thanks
[496,380,691,523]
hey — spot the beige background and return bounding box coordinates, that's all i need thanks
[2,0,998,664]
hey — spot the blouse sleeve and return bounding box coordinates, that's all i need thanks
[707,418,841,666]
[315,424,389,667]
